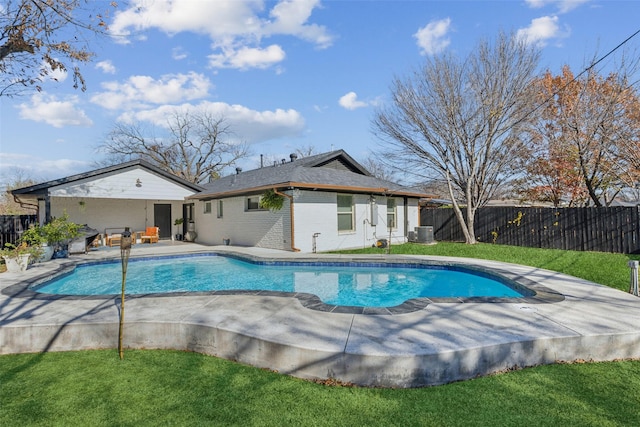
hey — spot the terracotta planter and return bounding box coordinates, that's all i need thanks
[2,254,31,272]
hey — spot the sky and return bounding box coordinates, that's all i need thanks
[1,0,639,188]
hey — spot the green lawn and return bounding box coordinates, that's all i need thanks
[1,350,639,426]
[334,242,640,292]
[2,242,640,425]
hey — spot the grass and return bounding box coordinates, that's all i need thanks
[334,242,640,292]
[2,242,640,425]
[1,350,640,426]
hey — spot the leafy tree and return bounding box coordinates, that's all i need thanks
[373,32,540,244]
[100,110,249,184]
[523,64,640,206]
[0,0,114,97]
[515,110,587,207]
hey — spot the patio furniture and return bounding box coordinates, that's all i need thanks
[106,232,122,247]
[141,226,159,244]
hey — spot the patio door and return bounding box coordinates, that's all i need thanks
[153,204,172,239]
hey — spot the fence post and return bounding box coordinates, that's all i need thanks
[629,260,639,296]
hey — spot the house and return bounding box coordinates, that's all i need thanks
[10,160,204,241]
[187,150,428,252]
[11,150,429,253]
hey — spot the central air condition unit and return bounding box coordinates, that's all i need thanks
[414,226,434,244]
[407,231,417,242]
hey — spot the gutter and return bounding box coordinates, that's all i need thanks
[273,188,301,252]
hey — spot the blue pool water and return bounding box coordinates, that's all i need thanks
[33,254,525,307]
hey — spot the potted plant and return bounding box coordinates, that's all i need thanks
[1,242,43,272]
[41,213,81,259]
[20,224,52,262]
[174,218,184,241]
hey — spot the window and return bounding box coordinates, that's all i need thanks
[217,200,223,218]
[387,198,397,229]
[337,194,354,231]
[203,201,212,214]
[247,196,262,211]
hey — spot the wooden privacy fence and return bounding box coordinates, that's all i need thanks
[0,215,38,248]
[420,206,640,254]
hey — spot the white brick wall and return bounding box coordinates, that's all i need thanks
[194,190,421,253]
[193,196,288,250]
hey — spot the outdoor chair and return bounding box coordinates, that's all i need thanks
[106,233,122,247]
[141,226,159,244]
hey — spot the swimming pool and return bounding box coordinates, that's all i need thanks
[32,254,530,308]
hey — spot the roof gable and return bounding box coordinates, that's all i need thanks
[11,160,204,197]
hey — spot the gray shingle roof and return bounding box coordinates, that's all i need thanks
[189,149,428,200]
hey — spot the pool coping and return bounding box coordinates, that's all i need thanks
[2,243,640,388]
[5,250,565,315]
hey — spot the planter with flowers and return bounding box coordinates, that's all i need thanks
[1,242,43,272]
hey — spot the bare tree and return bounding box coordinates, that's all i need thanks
[373,31,540,243]
[295,145,317,158]
[0,169,39,214]
[0,0,115,97]
[361,155,397,181]
[100,111,250,184]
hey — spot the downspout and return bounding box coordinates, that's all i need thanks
[273,188,301,252]
[404,196,409,241]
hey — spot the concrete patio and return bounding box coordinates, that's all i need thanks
[2,242,640,387]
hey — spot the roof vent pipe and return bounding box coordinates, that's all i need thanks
[290,153,298,162]
[235,167,242,174]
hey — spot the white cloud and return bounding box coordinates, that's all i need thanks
[41,59,68,83]
[95,60,116,74]
[263,0,333,48]
[0,153,91,184]
[18,94,93,128]
[90,72,212,110]
[525,0,590,13]
[414,18,452,55]
[338,92,368,110]
[109,0,332,70]
[208,44,286,70]
[172,47,188,60]
[117,101,305,145]
[517,15,568,46]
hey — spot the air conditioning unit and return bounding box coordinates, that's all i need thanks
[414,226,434,244]
[407,230,417,242]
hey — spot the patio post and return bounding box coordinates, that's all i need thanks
[629,260,639,297]
[119,227,132,359]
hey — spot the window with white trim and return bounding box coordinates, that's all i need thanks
[247,196,263,211]
[387,198,397,229]
[216,200,223,218]
[337,194,354,232]
[203,201,212,214]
